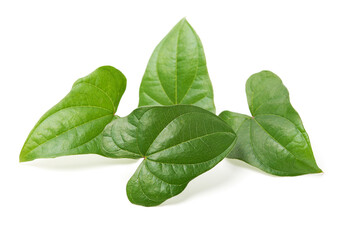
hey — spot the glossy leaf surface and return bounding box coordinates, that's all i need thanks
[138,18,215,113]
[102,105,236,206]
[20,66,126,162]
[219,71,321,176]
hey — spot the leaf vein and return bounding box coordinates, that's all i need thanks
[77,82,116,112]
[24,114,112,157]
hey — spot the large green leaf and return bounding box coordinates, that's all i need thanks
[138,18,216,113]
[20,66,126,162]
[101,105,236,206]
[219,71,322,176]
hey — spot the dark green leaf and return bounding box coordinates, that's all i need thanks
[138,18,215,113]
[219,71,322,176]
[102,105,236,206]
[20,66,126,162]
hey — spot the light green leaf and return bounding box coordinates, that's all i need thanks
[138,18,215,113]
[219,71,322,176]
[20,66,126,162]
[101,105,236,206]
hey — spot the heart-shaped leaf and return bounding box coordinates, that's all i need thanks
[20,66,126,162]
[101,105,236,206]
[138,18,215,113]
[219,71,322,176]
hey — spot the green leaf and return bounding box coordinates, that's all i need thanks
[219,71,322,176]
[20,66,126,162]
[101,105,236,206]
[138,18,216,113]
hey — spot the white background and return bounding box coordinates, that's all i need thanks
[1,0,347,239]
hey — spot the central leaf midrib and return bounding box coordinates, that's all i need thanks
[174,23,181,104]
[22,105,112,148]
[178,25,200,104]
[146,131,234,158]
[32,105,113,133]
[155,41,175,105]
[24,113,112,157]
[248,119,289,174]
[143,111,199,155]
[255,113,311,148]
[252,118,308,164]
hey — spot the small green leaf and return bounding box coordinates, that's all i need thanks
[138,18,215,113]
[20,66,126,162]
[219,71,322,176]
[101,105,236,206]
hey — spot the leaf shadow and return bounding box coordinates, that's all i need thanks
[162,158,274,206]
[22,154,138,171]
[162,159,242,206]
[225,158,275,177]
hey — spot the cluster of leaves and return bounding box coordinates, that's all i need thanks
[20,18,321,207]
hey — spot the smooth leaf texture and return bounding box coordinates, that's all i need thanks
[20,66,126,162]
[219,71,322,176]
[101,105,236,206]
[138,18,216,113]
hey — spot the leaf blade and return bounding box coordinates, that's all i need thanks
[20,66,126,162]
[102,105,236,206]
[139,18,215,113]
[220,71,321,176]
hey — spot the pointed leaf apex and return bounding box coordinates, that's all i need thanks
[19,151,30,162]
[180,17,188,22]
[176,17,190,29]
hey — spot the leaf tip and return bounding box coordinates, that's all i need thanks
[306,160,323,175]
[19,151,30,163]
[177,17,192,29]
[180,17,188,23]
[314,166,323,174]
